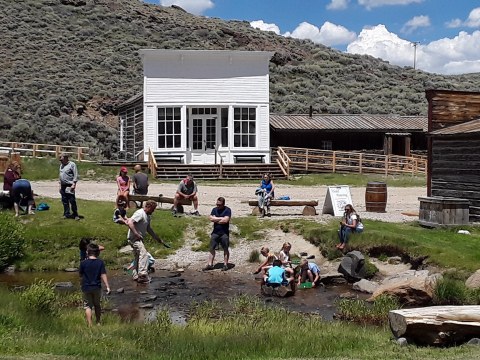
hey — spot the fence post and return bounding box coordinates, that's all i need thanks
[359,153,363,174]
[77,148,82,162]
[385,155,389,176]
[332,151,336,173]
[55,146,60,159]
[305,149,309,171]
[32,144,37,158]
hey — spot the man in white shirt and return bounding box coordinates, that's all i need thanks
[127,200,166,283]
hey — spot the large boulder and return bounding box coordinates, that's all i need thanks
[369,270,442,306]
[338,250,366,282]
[466,270,480,289]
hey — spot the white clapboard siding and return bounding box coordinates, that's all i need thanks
[145,77,268,104]
[144,105,156,153]
[258,105,270,151]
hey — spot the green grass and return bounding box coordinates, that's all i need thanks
[1,289,480,359]
[12,196,189,271]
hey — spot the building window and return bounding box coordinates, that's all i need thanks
[321,140,332,150]
[158,107,181,149]
[233,107,256,148]
[221,108,228,147]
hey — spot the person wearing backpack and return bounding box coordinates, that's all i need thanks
[336,204,363,250]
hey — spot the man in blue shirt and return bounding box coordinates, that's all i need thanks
[203,197,231,271]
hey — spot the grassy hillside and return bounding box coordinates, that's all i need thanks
[1,0,480,158]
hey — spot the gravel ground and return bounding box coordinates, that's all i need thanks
[30,180,426,272]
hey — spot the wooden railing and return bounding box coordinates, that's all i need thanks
[275,146,427,178]
[0,141,90,162]
[147,147,158,178]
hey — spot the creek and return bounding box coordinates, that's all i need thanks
[0,268,368,323]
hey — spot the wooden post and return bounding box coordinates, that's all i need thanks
[359,153,363,174]
[332,151,336,173]
[77,147,82,161]
[405,136,411,157]
[385,155,389,176]
[305,149,309,171]
[32,144,37,158]
[55,146,60,159]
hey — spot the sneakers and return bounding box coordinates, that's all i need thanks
[172,208,177,216]
[221,264,229,271]
[74,216,81,221]
[202,264,214,271]
[136,275,151,284]
[190,210,200,216]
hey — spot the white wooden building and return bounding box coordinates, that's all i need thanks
[136,49,274,164]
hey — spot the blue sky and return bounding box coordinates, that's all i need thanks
[146,0,480,75]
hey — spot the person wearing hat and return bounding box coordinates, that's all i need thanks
[116,166,131,209]
[59,153,80,220]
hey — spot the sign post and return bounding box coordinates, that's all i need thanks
[322,185,353,216]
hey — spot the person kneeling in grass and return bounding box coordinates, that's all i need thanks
[296,259,321,288]
[79,243,110,326]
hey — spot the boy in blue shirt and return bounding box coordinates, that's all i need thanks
[79,243,110,326]
[264,259,289,287]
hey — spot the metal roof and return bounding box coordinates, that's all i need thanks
[430,118,480,135]
[270,114,427,132]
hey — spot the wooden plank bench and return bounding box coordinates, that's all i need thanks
[129,194,192,213]
[248,199,318,216]
[234,154,266,163]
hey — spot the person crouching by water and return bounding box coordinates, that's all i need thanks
[336,204,364,250]
[296,259,321,288]
[203,197,231,272]
[264,259,292,288]
[256,173,275,217]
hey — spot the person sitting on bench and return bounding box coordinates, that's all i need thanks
[255,173,275,217]
[173,174,199,216]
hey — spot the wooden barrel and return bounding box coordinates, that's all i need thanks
[365,182,387,212]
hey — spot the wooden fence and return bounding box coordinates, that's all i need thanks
[0,141,90,162]
[275,146,427,178]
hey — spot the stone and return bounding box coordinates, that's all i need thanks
[338,250,366,281]
[64,268,78,272]
[119,245,133,254]
[320,271,346,285]
[388,256,402,265]
[467,338,480,345]
[55,281,74,288]
[396,337,408,346]
[369,270,442,306]
[139,303,154,309]
[116,288,124,293]
[352,279,379,294]
[465,269,480,289]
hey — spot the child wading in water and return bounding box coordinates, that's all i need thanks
[79,243,110,326]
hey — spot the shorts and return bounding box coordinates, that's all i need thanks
[210,233,229,251]
[12,180,33,205]
[83,288,102,310]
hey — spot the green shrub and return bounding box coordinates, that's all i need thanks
[433,277,469,305]
[20,279,58,315]
[336,294,399,325]
[0,212,25,270]
[248,249,260,263]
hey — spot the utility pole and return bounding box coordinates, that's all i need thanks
[411,41,420,70]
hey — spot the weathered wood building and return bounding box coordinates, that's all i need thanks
[270,114,427,156]
[426,89,480,221]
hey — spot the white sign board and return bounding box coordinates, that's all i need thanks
[322,186,353,216]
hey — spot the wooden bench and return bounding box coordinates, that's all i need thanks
[154,155,184,164]
[234,154,265,163]
[129,194,192,213]
[248,199,318,216]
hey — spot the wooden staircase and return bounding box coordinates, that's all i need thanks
[154,163,284,180]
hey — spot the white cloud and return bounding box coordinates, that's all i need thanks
[285,21,357,46]
[250,20,280,35]
[358,0,423,10]
[347,24,480,74]
[159,0,213,15]
[327,0,349,10]
[446,18,463,28]
[465,7,480,28]
[401,15,430,34]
